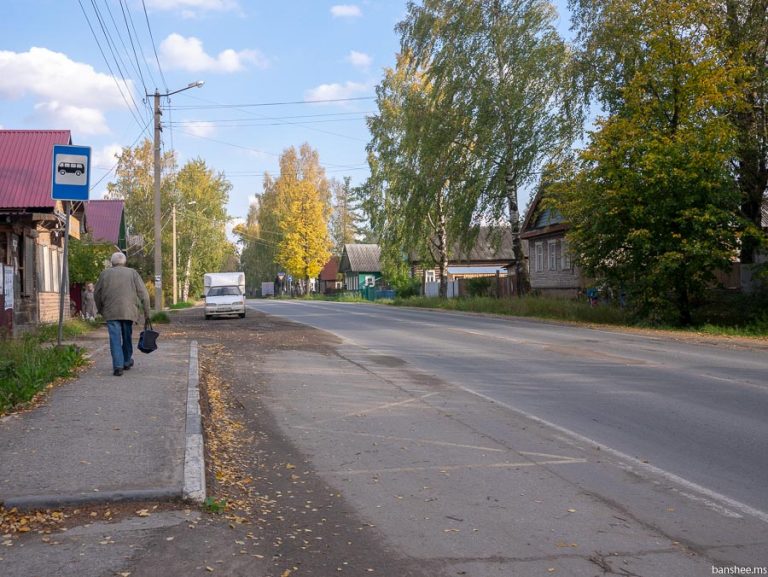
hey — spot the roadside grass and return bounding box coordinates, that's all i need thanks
[0,320,90,415]
[394,295,630,325]
[302,292,366,303]
[392,295,768,338]
[151,311,171,324]
[168,301,195,310]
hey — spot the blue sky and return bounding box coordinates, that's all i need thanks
[1,0,572,230]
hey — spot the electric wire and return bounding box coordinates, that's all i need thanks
[87,0,149,128]
[77,0,149,134]
[117,0,149,99]
[170,96,376,110]
[141,0,168,92]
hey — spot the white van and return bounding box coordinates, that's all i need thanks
[203,272,246,319]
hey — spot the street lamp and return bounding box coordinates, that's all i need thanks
[148,81,204,312]
[172,200,196,305]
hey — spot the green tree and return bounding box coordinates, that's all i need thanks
[172,158,233,301]
[104,139,176,280]
[570,0,768,265]
[557,0,744,325]
[719,0,768,264]
[105,141,234,302]
[400,0,579,294]
[329,176,366,254]
[363,52,473,298]
[67,235,114,284]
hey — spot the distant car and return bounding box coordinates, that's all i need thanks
[58,162,85,176]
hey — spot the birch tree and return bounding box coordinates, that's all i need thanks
[363,52,473,298]
[400,0,579,294]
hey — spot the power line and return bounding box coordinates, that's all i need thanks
[141,0,168,92]
[116,0,149,98]
[77,0,149,134]
[169,96,376,110]
[122,0,160,91]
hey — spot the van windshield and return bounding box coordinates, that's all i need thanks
[208,286,241,297]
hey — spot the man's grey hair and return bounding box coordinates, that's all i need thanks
[110,252,127,267]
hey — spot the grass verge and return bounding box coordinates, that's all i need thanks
[0,320,91,415]
[392,295,768,339]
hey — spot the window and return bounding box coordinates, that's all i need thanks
[425,270,436,283]
[36,244,61,292]
[548,240,558,271]
[535,243,544,272]
[561,241,572,272]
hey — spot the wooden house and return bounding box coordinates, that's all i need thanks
[520,190,583,298]
[0,130,84,334]
[317,255,341,294]
[408,227,518,282]
[339,244,381,291]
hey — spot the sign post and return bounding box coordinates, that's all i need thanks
[52,144,91,346]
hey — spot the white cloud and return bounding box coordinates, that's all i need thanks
[305,81,370,103]
[92,143,124,170]
[145,0,238,12]
[183,120,216,138]
[331,4,362,18]
[32,102,109,135]
[346,50,372,71]
[0,48,132,132]
[160,34,269,73]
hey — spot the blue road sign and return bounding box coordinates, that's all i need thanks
[52,144,91,201]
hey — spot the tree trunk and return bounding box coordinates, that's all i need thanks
[182,241,196,301]
[506,166,526,297]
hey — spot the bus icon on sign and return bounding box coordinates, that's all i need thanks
[58,162,85,176]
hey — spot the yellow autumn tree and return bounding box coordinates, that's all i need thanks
[277,179,332,290]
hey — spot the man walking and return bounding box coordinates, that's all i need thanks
[94,252,152,376]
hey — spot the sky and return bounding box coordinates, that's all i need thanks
[0,0,572,233]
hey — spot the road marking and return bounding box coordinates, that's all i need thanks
[323,453,586,476]
[293,426,508,453]
[307,393,440,426]
[459,385,768,524]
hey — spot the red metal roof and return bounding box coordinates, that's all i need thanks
[319,256,340,281]
[85,199,124,244]
[0,130,72,209]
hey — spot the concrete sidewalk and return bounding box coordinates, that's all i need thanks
[0,327,204,510]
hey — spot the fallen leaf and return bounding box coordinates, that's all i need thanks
[135,510,150,518]
[567,509,577,513]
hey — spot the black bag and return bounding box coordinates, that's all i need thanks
[138,320,159,354]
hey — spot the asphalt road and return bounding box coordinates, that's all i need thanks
[248,299,768,522]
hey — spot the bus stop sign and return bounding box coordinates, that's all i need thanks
[51,144,91,201]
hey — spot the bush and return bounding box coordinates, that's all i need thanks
[0,336,86,415]
[467,277,492,297]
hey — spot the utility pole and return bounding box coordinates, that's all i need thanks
[172,203,177,306]
[148,81,204,314]
[152,90,162,313]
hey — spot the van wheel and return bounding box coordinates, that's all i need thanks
[205,314,211,320]
[238,313,245,318]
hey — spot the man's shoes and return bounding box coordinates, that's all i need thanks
[113,369,123,376]
[124,359,134,370]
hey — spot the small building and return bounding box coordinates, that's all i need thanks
[409,227,517,281]
[339,244,381,291]
[317,255,341,294]
[84,199,126,250]
[520,190,582,298]
[0,130,84,334]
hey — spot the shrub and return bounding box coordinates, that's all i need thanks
[0,336,85,414]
